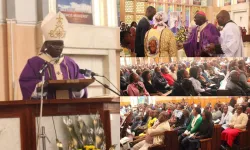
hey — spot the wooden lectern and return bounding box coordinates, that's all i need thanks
[47,79,95,99]
[0,98,119,150]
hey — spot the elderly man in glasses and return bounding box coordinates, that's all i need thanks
[19,12,87,100]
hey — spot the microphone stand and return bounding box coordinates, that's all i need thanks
[92,76,120,96]
[103,76,120,93]
[37,66,50,150]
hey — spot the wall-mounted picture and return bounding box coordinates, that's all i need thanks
[224,0,231,5]
[237,0,246,3]
[57,0,93,24]
[193,0,201,5]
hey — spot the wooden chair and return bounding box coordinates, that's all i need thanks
[148,130,179,150]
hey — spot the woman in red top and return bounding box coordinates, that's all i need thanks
[161,66,175,86]
[129,21,137,52]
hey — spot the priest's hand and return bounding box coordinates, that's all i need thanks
[206,43,215,52]
[36,81,48,93]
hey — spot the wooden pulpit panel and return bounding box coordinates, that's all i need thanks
[0,98,119,150]
[47,79,95,91]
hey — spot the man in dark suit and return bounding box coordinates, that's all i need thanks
[135,6,156,57]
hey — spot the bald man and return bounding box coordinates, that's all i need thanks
[183,11,220,57]
[215,10,244,57]
[135,6,156,57]
[226,70,246,96]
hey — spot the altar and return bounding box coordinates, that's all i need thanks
[0,98,120,150]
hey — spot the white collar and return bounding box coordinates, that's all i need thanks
[39,53,64,64]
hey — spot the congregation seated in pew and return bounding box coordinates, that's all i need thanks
[120,97,250,150]
[120,57,250,96]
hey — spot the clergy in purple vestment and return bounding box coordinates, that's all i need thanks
[183,11,220,57]
[19,12,87,100]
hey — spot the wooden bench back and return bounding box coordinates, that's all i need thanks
[163,130,179,150]
[120,112,132,138]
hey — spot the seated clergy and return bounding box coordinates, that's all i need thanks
[219,105,233,130]
[19,12,87,99]
[132,111,171,150]
[221,105,248,148]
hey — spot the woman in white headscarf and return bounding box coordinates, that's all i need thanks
[144,11,177,57]
[152,11,169,31]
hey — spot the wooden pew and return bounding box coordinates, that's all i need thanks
[233,119,250,150]
[120,112,132,138]
[217,89,230,96]
[148,124,221,150]
[200,124,221,150]
[148,130,179,150]
[243,35,250,42]
[213,124,222,150]
[200,138,212,150]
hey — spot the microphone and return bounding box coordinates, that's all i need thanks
[79,69,103,77]
[39,62,48,75]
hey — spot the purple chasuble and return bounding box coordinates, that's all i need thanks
[19,55,88,100]
[184,23,220,57]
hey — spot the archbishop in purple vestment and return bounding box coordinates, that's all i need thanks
[19,12,87,100]
[183,11,220,57]
[19,54,88,100]
[184,23,220,57]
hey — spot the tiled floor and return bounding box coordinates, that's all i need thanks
[244,42,250,56]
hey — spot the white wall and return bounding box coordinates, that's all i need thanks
[15,0,37,24]
[63,24,120,97]
[231,3,249,33]
[0,0,6,23]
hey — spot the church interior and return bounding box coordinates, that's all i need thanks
[0,0,120,150]
[120,96,250,150]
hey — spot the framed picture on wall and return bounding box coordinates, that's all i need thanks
[224,0,231,5]
[193,0,201,5]
[237,0,246,3]
[57,0,93,25]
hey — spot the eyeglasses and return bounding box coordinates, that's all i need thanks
[49,45,64,49]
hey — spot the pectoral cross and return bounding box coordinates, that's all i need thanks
[57,71,61,75]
